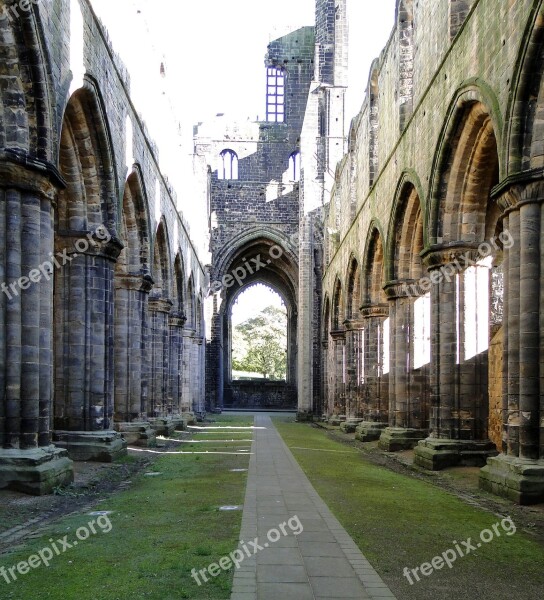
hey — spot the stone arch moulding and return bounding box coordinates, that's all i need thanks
[503,0,544,175]
[344,253,362,322]
[427,81,503,243]
[58,76,121,232]
[0,2,54,159]
[119,166,153,274]
[118,164,153,254]
[212,226,299,287]
[151,218,173,299]
[385,169,427,282]
[361,219,388,302]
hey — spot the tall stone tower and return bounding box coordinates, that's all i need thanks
[196,25,316,410]
[297,0,348,418]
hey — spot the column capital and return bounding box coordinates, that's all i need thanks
[0,149,66,200]
[384,279,421,299]
[116,273,154,293]
[359,304,389,319]
[343,319,365,331]
[330,329,346,341]
[169,311,187,328]
[496,178,544,215]
[421,242,480,271]
[149,296,174,314]
[55,229,124,261]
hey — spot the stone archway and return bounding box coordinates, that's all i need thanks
[207,233,298,411]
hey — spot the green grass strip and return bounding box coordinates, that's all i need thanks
[273,417,544,600]
[0,416,252,600]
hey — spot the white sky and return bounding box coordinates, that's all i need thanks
[231,284,286,326]
[90,0,396,301]
[92,0,396,131]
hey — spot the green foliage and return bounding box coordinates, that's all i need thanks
[232,305,287,380]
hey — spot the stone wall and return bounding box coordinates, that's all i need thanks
[319,0,544,503]
[0,0,207,493]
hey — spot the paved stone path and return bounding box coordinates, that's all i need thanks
[230,414,397,600]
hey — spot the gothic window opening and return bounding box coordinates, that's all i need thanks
[381,318,390,375]
[413,292,431,369]
[461,256,492,361]
[219,149,239,180]
[289,151,301,181]
[266,67,285,123]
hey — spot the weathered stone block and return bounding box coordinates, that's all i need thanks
[480,454,544,505]
[378,427,428,452]
[0,446,73,496]
[414,438,498,470]
[53,431,127,462]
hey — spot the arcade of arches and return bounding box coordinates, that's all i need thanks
[0,0,544,507]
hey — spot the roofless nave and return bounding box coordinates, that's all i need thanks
[0,0,543,505]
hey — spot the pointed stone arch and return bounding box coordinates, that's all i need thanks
[53,83,125,461]
[428,83,503,244]
[113,169,155,441]
[381,174,430,451]
[416,86,503,470]
[0,4,54,159]
[504,0,544,174]
[357,223,389,439]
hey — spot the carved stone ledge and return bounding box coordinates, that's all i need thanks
[384,279,421,300]
[421,242,481,271]
[359,304,389,319]
[149,296,174,314]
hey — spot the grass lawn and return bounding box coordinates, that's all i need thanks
[273,417,544,600]
[0,416,253,600]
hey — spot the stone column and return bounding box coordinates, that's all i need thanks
[113,273,156,447]
[169,311,187,430]
[53,229,127,462]
[481,181,544,504]
[380,280,429,451]
[328,329,346,422]
[340,320,365,433]
[148,295,174,436]
[0,154,73,494]
[355,305,389,442]
[182,328,197,415]
[414,245,497,470]
[321,338,329,420]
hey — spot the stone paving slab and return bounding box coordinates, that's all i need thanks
[229,414,398,600]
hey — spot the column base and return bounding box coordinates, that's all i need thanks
[53,431,127,462]
[0,446,74,495]
[378,428,429,452]
[148,418,176,436]
[115,422,157,447]
[183,413,197,427]
[480,454,544,505]
[340,419,364,434]
[171,416,187,431]
[414,438,498,470]
[296,412,314,423]
[355,421,388,442]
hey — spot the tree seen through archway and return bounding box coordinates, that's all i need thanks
[231,285,287,380]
